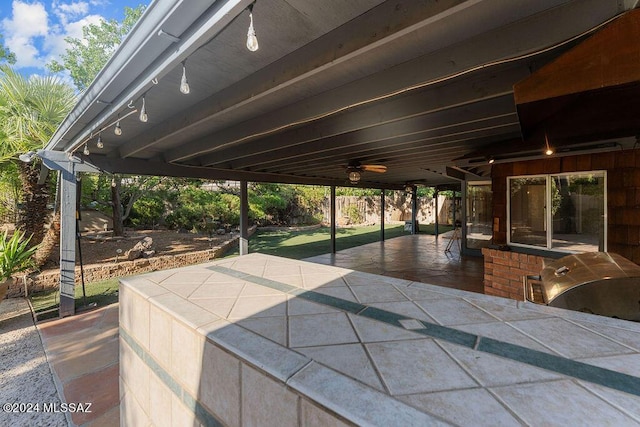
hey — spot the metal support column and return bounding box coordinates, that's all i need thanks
[239,180,249,255]
[330,186,336,253]
[35,150,100,318]
[434,188,439,237]
[59,168,77,317]
[380,189,385,241]
[411,186,418,235]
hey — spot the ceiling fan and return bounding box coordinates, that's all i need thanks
[345,162,387,184]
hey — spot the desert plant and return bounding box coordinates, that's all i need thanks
[0,230,38,281]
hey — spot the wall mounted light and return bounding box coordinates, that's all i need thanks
[488,156,495,164]
[180,61,190,94]
[246,3,259,51]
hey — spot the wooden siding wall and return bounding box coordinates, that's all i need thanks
[491,149,640,264]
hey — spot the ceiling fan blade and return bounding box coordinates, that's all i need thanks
[361,164,387,173]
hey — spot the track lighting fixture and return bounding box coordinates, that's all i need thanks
[83,144,90,155]
[180,61,190,94]
[96,133,104,149]
[246,3,259,52]
[139,96,148,122]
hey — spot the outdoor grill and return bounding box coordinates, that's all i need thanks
[525,252,640,322]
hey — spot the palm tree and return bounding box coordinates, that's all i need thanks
[0,65,76,266]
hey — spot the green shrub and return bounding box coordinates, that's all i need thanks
[344,204,363,224]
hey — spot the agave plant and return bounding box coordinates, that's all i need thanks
[0,230,38,282]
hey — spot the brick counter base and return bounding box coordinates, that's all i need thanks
[482,247,549,301]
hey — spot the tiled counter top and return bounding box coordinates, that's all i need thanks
[120,253,640,426]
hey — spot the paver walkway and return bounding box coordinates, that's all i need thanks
[38,304,119,426]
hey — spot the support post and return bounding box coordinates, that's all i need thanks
[434,188,439,237]
[411,186,418,235]
[330,186,336,254]
[35,149,100,318]
[59,168,77,317]
[239,180,249,255]
[380,189,385,241]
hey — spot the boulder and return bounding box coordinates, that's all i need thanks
[126,237,154,261]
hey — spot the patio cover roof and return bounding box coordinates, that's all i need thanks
[44,0,640,189]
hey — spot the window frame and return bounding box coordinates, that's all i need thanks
[506,170,607,253]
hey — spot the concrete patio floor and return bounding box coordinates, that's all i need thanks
[306,232,484,294]
[32,233,482,426]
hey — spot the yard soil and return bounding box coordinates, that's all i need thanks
[42,229,230,272]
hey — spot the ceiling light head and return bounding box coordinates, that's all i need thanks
[139,96,148,122]
[83,144,90,156]
[246,4,259,52]
[544,133,554,156]
[96,134,104,149]
[114,120,122,136]
[180,61,190,94]
[348,170,361,184]
[18,151,36,163]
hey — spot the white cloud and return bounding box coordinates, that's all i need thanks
[1,0,109,73]
[52,1,89,26]
[2,1,49,68]
[43,14,103,64]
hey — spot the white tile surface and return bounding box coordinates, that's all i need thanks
[366,339,478,395]
[348,313,425,343]
[399,388,522,426]
[289,313,359,347]
[439,341,563,387]
[288,362,450,427]
[491,380,637,426]
[509,317,634,359]
[242,365,299,427]
[294,343,384,391]
[415,298,500,326]
[122,253,640,427]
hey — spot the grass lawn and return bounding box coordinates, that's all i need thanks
[227,222,453,260]
[30,278,120,320]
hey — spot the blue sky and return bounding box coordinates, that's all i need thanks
[0,0,147,77]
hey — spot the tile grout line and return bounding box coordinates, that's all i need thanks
[120,327,224,427]
[208,264,640,397]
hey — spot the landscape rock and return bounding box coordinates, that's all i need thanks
[126,237,154,261]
